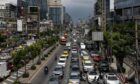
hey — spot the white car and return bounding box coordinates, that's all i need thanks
[104,73,120,84]
[68,72,80,84]
[57,60,66,67]
[71,49,78,54]
[83,60,94,72]
[87,71,99,83]
[59,56,67,61]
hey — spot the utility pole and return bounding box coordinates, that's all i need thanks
[135,20,139,84]
[101,0,106,31]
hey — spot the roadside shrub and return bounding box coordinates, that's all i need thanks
[31,65,36,70]
[22,72,29,78]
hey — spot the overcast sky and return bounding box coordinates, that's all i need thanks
[62,0,96,23]
[4,0,101,22]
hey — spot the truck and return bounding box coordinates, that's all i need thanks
[66,42,71,50]
[80,43,86,50]
[59,36,67,45]
[0,62,10,80]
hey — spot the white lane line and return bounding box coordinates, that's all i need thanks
[2,82,8,84]
[6,78,14,82]
[10,75,17,79]
[18,71,24,74]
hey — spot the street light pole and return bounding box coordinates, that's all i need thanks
[135,20,139,84]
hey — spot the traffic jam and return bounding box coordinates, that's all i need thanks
[47,33,121,84]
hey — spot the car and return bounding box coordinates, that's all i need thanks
[71,65,80,75]
[48,75,60,84]
[57,60,66,67]
[90,51,99,57]
[62,51,69,58]
[83,60,94,72]
[59,56,67,61]
[71,59,79,67]
[92,55,103,62]
[82,56,90,63]
[71,49,78,54]
[87,71,99,83]
[80,50,88,57]
[68,72,80,84]
[52,65,64,78]
[99,61,109,72]
[104,73,120,84]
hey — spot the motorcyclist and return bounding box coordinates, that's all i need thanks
[44,66,49,75]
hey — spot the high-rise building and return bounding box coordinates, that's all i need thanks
[94,0,111,29]
[115,0,140,22]
[48,0,64,26]
[26,0,48,20]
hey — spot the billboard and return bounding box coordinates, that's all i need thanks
[17,20,22,32]
[29,6,39,14]
[92,32,104,41]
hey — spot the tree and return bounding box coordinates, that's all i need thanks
[104,23,135,72]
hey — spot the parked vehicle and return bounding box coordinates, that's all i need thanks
[0,62,10,80]
[104,73,120,84]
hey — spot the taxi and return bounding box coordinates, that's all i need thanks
[83,60,94,72]
[82,56,90,63]
[62,51,69,58]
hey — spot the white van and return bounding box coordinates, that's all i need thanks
[80,43,86,50]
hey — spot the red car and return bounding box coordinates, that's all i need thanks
[92,55,104,62]
[90,51,104,62]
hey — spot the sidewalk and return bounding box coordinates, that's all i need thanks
[2,43,58,84]
[110,56,130,84]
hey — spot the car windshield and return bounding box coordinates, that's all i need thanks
[54,67,62,71]
[85,63,92,66]
[72,67,79,71]
[89,71,97,75]
[49,77,58,81]
[59,60,65,63]
[108,76,118,80]
[100,62,108,67]
[70,75,79,79]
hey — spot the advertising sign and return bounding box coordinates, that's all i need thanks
[17,20,22,32]
[92,32,104,41]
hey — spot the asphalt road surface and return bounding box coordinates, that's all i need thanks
[31,45,64,84]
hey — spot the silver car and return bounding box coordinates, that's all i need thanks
[48,75,60,84]
[52,65,64,78]
[69,72,80,84]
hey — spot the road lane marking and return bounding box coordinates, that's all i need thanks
[2,82,8,84]
[6,79,14,82]
[10,76,17,79]
[28,45,60,83]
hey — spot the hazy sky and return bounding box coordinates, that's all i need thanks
[62,0,97,22]
[5,0,99,22]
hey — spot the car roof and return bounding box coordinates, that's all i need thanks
[83,56,89,59]
[84,60,92,63]
[71,72,79,75]
[55,65,63,68]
